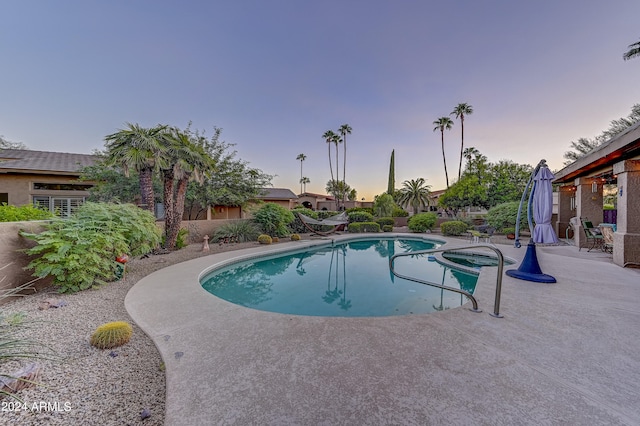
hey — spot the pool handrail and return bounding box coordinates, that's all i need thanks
[389,244,505,318]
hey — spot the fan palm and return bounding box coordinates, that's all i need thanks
[451,103,474,180]
[397,178,432,215]
[433,117,454,188]
[623,39,640,61]
[322,130,337,187]
[300,176,310,192]
[104,123,170,212]
[338,124,352,197]
[296,153,307,194]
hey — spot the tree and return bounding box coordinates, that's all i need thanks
[438,174,488,215]
[326,179,352,207]
[0,135,27,150]
[451,103,474,180]
[338,124,352,196]
[623,39,640,61]
[387,150,395,195]
[486,160,532,207]
[397,178,432,215]
[104,123,169,213]
[433,117,454,188]
[300,177,310,193]
[296,153,307,194]
[373,193,395,217]
[322,130,338,192]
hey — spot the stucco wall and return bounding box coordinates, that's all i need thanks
[0,173,91,206]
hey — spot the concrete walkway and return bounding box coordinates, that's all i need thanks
[125,234,640,425]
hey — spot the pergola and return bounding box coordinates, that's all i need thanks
[553,121,640,267]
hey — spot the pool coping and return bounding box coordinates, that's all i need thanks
[125,233,640,425]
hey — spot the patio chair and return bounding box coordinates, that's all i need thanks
[580,218,604,252]
[296,212,349,236]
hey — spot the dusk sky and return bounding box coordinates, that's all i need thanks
[2,1,639,200]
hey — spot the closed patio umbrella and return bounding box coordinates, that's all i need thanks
[533,166,559,244]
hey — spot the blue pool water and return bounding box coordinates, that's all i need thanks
[200,238,479,317]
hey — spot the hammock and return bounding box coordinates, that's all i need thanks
[296,212,349,236]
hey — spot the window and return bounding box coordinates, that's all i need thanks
[0,193,7,205]
[33,182,93,191]
[33,196,86,217]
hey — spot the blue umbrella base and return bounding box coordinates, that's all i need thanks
[506,243,557,283]
[506,269,556,283]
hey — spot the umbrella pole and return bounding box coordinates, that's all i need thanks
[506,159,557,283]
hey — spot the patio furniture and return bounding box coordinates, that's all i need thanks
[580,218,604,252]
[296,212,349,236]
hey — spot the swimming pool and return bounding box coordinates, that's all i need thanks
[200,238,480,317]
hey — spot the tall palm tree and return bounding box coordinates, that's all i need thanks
[104,123,170,213]
[623,39,640,61]
[300,176,310,192]
[451,103,473,181]
[296,153,307,194]
[397,178,432,215]
[338,124,352,197]
[322,130,337,188]
[333,133,342,209]
[433,117,454,188]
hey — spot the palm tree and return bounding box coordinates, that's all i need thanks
[451,103,474,180]
[296,153,307,194]
[300,176,310,192]
[322,130,337,188]
[104,123,170,213]
[433,117,454,188]
[162,127,215,249]
[397,178,432,215]
[623,39,640,61]
[338,124,352,197]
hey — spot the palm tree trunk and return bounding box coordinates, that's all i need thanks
[162,168,176,249]
[139,167,156,213]
[166,175,189,250]
[441,131,450,188]
[342,135,347,203]
[458,118,464,180]
[300,160,303,194]
[335,143,340,210]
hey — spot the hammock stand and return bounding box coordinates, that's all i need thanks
[296,212,349,236]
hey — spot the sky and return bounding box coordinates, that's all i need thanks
[1,1,639,200]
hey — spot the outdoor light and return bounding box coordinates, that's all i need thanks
[592,181,598,193]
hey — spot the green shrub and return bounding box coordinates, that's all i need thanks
[348,211,374,223]
[289,207,318,233]
[0,203,54,222]
[486,201,528,231]
[21,202,161,293]
[290,234,301,241]
[252,203,294,237]
[90,321,133,349]
[163,227,189,249]
[257,234,273,244]
[382,225,393,232]
[348,222,381,233]
[603,204,615,210]
[214,220,260,242]
[440,220,469,236]
[408,212,437,233]
[316,210,339,220]
[501,227,516,235]
[376,217,395,227]
[373,193,395,217]
[392,206,409,217]
[346,207,374,216]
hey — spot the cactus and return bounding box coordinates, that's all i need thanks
[90,321,133,349]
[290,234,301,241]
[257,234,272,244]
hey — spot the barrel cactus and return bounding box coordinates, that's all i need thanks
[90,321,133,349]
[257,234,272,244]
[290,234,301,241]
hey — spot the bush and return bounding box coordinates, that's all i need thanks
[373,193,395,217]
[252,203,294,237]
[501,227,516,235]
[214,220,260,242]
[21,202,161,293]
[90,321,133,349]
[382,225,393,232]
[163,227,189,249]
[317,210,339,220]
[376,217,395,227]
[392,206,409,217]
[440,220,469,236]
[289,207,318,233]
[346,207,374,216]
[348,211,374,223]
[486,201,528,231]
[257,234,273,244]
[408,212,437,233]
[348,222,381,233]
[0,203,54,222]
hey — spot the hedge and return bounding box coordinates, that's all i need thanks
[440,220,469,236]
[348,222,381,233]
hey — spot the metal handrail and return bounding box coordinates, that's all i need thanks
[389,244,505,318]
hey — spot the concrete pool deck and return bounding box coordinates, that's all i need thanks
[125,234,640,425]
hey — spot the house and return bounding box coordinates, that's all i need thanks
[553,121,640,267]
[0,149,97,216]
